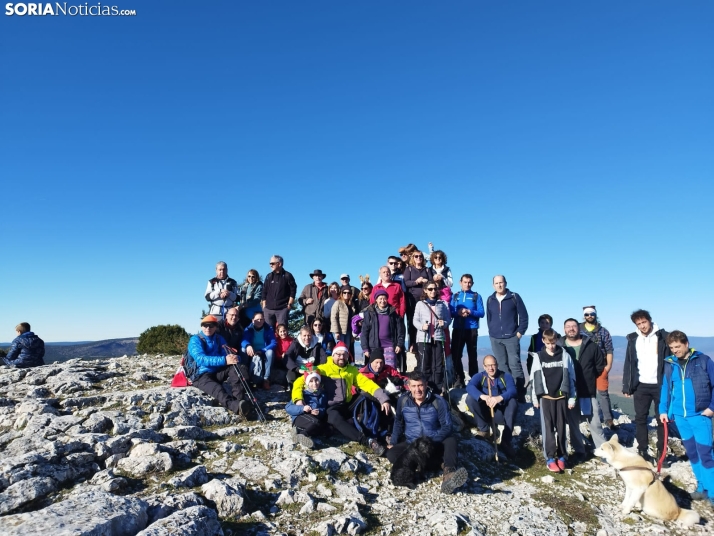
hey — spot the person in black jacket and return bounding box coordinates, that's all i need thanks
[560,318,606,463]
[283,327,327,386]
[622,309,669,464]
[262,255,297,328]
[218,308,243,352]
[403,250,435,353]
[3,322,45,368]
[361,290,406,370]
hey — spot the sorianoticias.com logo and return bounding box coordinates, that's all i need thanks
[5,3,136,16]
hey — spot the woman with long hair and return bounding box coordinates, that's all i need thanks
[404,250,435,352]
[310,318,335,355]
[238,269,263,328]
[356,277,373,313]
[322,282,340,333]
[331,286,356,357]
[413,280,452,394]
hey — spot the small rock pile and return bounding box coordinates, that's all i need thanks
[0,355,710,535]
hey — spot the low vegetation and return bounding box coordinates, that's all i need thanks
[137,325,190,355]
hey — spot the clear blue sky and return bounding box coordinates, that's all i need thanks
[2,1,712,342]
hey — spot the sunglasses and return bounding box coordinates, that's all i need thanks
[584,313,596,317]
[434,255,444,259]
[313,323,322,326]
[426,288,437,292]
[361,286,370,290]
[269,262,277,266]
[342,291,351,295]
[413,255,423,259]
[201,323,217,328]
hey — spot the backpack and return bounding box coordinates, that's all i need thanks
[171,334,206,388]
[352,394,388,438]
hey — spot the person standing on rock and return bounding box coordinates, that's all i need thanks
[486,275,529,402]
[291,342,390,456]
[2,322,45,368]
[622,309,669,465]
[205,261,238,322]
[580,306,616,429]
[388,371,469,494]
[450,274,485,388]
[298,269,329,327]
[262,255,297,328]
[190,315,255,421]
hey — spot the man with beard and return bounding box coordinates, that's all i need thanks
[298,269,329,327]
[580,305,616,429]
[561,318,606,463]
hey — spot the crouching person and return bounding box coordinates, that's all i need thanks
[286,371,328,449]
[291,342,390,456]
[465,354,518,459]
[191,315,255,420]
[241,311,276,390]
[2,322,45,368]
[388,371,469,494]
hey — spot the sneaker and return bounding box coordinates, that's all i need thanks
[441,466,468,494]
[557,457,567,471]
[262,380,271,390]
[291,427,314,449]
[547,459,561,473]
[367,438,385,457]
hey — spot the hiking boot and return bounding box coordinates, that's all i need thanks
[557,457,567,471]
[441,466,468,494]
[238,400,256,421]
[474,428,491,438]
[291,427,314,449]
[262,380,271,390]
[638,449,654,464]
[546,459,561,473]
[605,419,614,430]
[367,438,385,457]
[572,452,592,465]
[452,377,465,389]
[657,450,671,469]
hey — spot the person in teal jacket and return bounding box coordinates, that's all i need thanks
[659,330,714,503]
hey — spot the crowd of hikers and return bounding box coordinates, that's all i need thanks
[5,243,714,502]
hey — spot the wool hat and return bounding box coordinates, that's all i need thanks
[309,269,327,278]
[369,347,385,364]
[201,315,219,326]
[305,371,321,386]
[372,289,388,301]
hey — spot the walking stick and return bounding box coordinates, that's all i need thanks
[656,420,669,473]
[487,378,499,462]
[223,345,267,423]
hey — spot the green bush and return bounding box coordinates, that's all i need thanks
[137,324,191,355]
[0,348,6,358]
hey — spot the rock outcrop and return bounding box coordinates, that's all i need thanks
[0,355,709,535]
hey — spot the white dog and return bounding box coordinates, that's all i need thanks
[594,434,700,527]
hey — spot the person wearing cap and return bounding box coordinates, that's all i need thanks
[190,315,255,420]
[579,305,615,429]
[205,261,239,322]
[285,371,328,449]
[298,269,329,327]
[262,255,297,328]
[292,342,391,456]
[339,274,360,311]
[360,289,406,370]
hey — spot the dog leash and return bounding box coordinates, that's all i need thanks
[656,420,669,473]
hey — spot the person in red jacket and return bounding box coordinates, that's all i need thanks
[370,266,406,317]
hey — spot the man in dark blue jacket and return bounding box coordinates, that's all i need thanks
[241,311,276,389]
[465,355,517,459]
[387,371,468,493]
[3,322,45,368]
[450,274,485,387]
[486,275,529,402]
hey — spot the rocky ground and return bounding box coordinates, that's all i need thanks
[0,354,712,535]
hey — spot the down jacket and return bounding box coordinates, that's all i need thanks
[3,332,45,368]
[390,388,452,445]
[283,336,327,372]
[659,351,714,418]
[188,332,229,377]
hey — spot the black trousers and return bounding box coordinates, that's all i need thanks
[465,395,517,444]
[386,435,459,470]
[417,341,445,391]
[326,403,363,443]
[541,397,568,460]
[451,328,479,380]
[633,382,665,454]
[293,414,328,436]
[193,365,247,414]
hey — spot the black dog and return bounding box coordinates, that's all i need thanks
[390,437,436,489]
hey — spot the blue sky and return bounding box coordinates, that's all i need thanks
[1,1,712,342]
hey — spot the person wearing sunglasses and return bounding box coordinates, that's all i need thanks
[356,278,373,313]
[404,250,436,354]
[387,255,407,293]
[310,319,335,355]
[413,281,452,394]
[261,255,297,329]
[238,269,263,328]
[579,305,615,429]
[331,286,356,354]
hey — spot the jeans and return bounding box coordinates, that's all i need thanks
[466,394,517,444]
[242,349,273,382]
[597,389,613,422]
[489,336,525,394]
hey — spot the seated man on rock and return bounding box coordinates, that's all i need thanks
[465,354,518,459]
[241,311,276,390]
[190,315,255,420]
[291,342,389,455]
[388,371,469,494]
[2,322,45,368]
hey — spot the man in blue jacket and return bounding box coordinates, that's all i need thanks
[465,355,517,459]
[450,274,485,388]
[241,311,276,389]
[486,275,529,402]
[659,330,714,503]
[191,315,255,420]
[387,371,469,494]
[2,322,45,368]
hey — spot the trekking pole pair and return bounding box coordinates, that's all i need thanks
[223,345,266,423]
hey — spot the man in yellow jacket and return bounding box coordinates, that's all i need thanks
[292,342,390,455]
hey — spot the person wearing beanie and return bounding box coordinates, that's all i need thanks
[285,370,328,449]
[291,342,391,456]
[359,348,409,399]
[189,315,256,421]
[579,305,615,429]
[361,290,406,371]
[370,266,406,318]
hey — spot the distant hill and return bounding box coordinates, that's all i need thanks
[40,338,138,363]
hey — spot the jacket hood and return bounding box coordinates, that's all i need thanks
[665,349,701,364]
[298,335,318,351]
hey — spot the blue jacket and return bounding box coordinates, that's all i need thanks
[189,332,229,377]
[285,389,327,422]
[486,290,528,339]
[390,389,452,445]
[450,290,484,330]
[659,351,714,418]
[466,369,517,404]
[241,324,276,353]
[3,332,45,368]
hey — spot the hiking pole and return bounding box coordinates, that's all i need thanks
[487,378,499,462]
[223,345,266,423]
[440,339,452,409]
[656,420,669,474]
